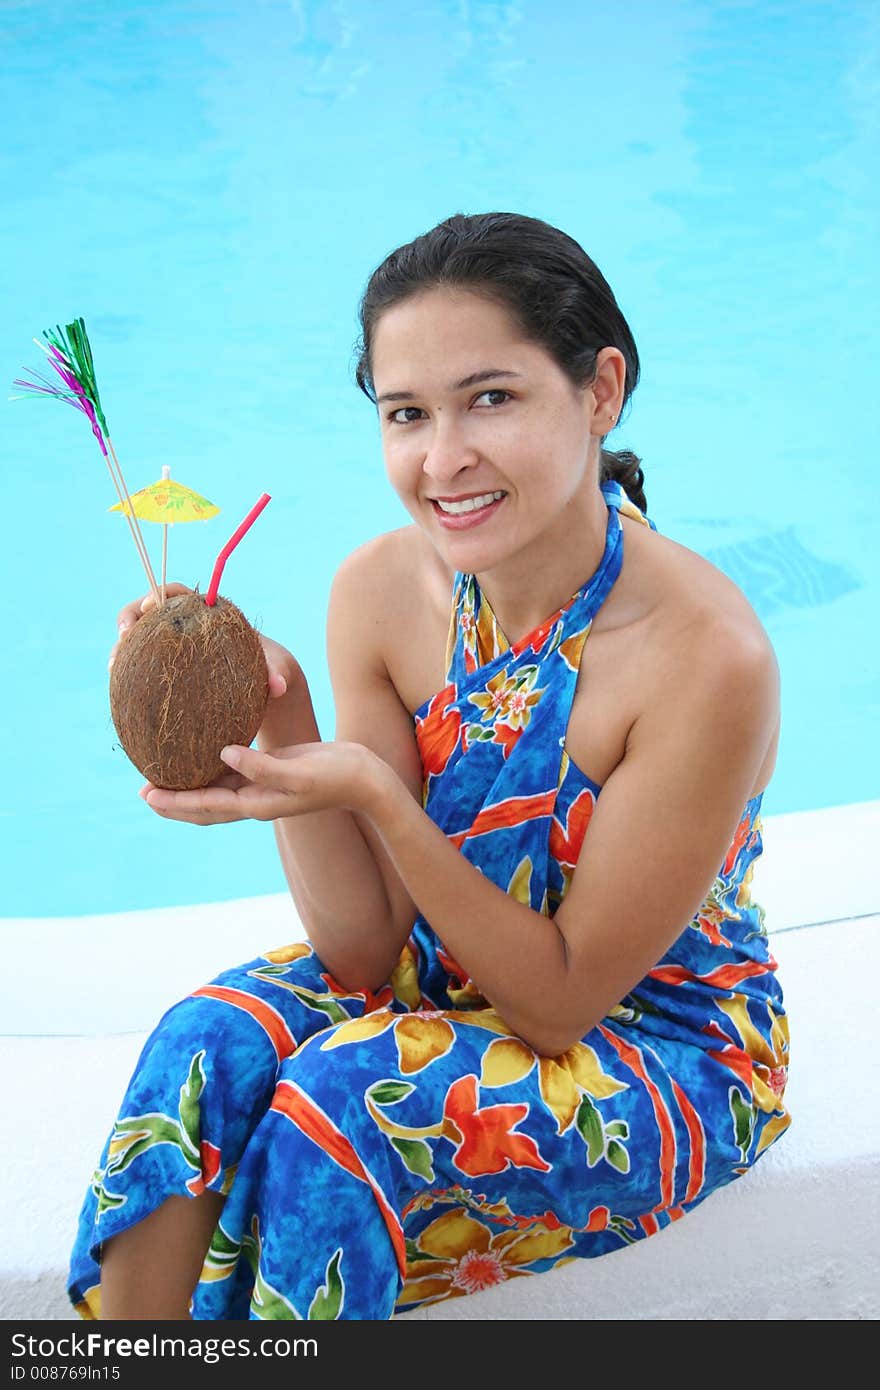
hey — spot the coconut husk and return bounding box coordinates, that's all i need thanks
[109,590,270,790]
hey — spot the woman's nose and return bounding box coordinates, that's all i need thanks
[421,419,479,481]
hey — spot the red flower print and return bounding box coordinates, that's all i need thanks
[584,1205,611,1232]
[318,974,394,1012]
[513,614,557,658]
[185,1139,222,1195]
[493,722,522,759]
[442,1075,550,1177]
[549,787,596,869]
[692,902,733,948]
[721,811,753,878]
[416,684,462,777]
[436,944,470,991]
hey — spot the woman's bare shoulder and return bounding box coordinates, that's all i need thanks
[655,531,776,661]
[332,523,447,606]
[328,524,452,686]
[639,530,781,771]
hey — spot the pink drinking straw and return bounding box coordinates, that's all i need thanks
[205,493,271,606]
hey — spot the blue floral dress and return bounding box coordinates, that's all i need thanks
[68,480,791,1320]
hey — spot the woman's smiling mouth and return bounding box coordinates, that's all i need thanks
[431,490,507,528]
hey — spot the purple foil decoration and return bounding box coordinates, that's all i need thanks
[12,345,108,456]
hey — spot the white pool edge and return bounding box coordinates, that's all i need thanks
[2,799,878,1320]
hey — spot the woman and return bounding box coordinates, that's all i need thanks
[72,211,791,1321]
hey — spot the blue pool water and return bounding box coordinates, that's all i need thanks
[1,1,877,917]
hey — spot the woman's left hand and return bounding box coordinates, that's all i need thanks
[139,741,387,826]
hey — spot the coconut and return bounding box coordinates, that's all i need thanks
[109,590,270,790]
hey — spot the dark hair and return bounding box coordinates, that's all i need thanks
[354,211,647,512]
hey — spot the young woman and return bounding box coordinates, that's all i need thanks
[71,211,791,1321]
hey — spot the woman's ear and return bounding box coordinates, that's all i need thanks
[589,347,627,433]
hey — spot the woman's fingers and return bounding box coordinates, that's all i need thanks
[142,781,252,824]
[115,582,191,633]
[139,758,296,824]
[267,669,288,698]
[259,635,299,701]
[110,583,194,670]
[218,744,301,780]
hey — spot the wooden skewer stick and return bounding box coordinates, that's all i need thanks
[104,437,161,607]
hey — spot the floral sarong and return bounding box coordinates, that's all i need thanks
[68,480,790,1320]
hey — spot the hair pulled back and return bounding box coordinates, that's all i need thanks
[354,211,647,513]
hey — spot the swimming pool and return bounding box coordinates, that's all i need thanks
[2,0,877,917]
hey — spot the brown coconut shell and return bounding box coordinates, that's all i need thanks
[109,590,270,790]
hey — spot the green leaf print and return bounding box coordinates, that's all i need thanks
[240,1225,261,1279]
[204,1223,242,1277]
[91,1173,126,1218]
[106,1116,184,1176]
[514,664,539,686]
[289,987,351,1025]
[367,1080,415,1105]
[308,1250,345,1320]
[606,1139,630,1174]
[605,1120,630,1140]
[178,1051,208,1163]
[607,1000,643,1026]
[609,1215,638,1245]
[250,1265,302,1321]
[576,1094,605,1168]
[404,1238,446,1266]
[729,1087,755,1160]
[466,723,496,742]
[391,1136,435,1182]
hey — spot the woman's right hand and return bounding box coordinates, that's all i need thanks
[108,582,298,705]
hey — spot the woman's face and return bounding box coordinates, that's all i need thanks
[370,287,616,575]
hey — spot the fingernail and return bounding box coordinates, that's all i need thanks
[220,746,240,768]
[118,620,130,635]
[108,657,115,671]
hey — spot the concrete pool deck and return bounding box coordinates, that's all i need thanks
[2,798,878,1320]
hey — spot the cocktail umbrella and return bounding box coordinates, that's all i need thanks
[108,466,220,604]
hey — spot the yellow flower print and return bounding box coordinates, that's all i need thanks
[319,1010,397,1048]
[399,1208,574,1306]
[394,1015,456,1072]
[480,1036,628,1134]
[508,855,532,906]
[390,945,422,1010]
[713,995,791,1156]
[319,1009,456,1074]
[468,666,545,731]
[263,942,313,965]
[714,997,789,1102]
[557,630,588,673]
[74,1287,101,1320]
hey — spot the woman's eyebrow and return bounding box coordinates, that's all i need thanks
[376,368,523,404]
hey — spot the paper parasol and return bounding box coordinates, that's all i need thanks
[109,465,219,603]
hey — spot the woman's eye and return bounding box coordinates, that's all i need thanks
[388,391,509,424]
[389,406,425,425]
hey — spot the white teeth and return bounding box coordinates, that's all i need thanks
[435,490,505,515]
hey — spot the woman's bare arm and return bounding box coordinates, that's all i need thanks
[259,537,422,987]
[357,618,780,1054]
